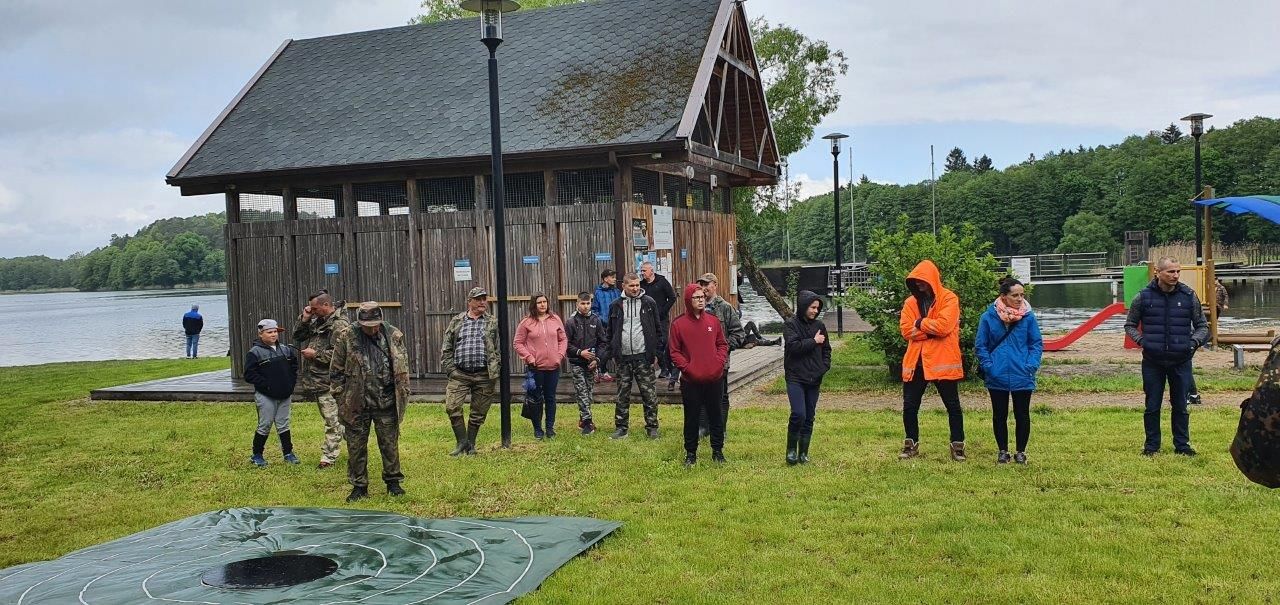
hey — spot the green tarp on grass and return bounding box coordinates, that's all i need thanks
[0,507,620,604]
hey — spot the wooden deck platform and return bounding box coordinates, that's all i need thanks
[89,346,784,404]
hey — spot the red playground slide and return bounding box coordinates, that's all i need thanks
[1042,302,1129,352]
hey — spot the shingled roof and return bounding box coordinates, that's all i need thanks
[169,0,722,183]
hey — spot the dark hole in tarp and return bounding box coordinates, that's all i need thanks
[201,554,337,589]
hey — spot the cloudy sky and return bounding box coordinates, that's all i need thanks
[2,0,1277,258]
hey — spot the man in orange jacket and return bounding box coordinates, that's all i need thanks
[898,260,967,461]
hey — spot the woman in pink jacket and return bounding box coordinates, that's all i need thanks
[514,293,568,438]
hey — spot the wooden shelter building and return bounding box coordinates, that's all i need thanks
[166,0,779,377]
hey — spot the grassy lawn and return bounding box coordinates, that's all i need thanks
[765,336,1261,395]
[2,360,1279,603]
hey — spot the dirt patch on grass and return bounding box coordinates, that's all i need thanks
[1043,328,1278,369]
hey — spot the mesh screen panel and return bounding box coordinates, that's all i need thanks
[484,172,545,208]
[690,182,711,211]
[554,168,615,205]
[663,177,685,209]
[417,176,476,213]
[239,191,284,222]
[297,185,342,219]
[631,169,661,205]
[354,182,409,216]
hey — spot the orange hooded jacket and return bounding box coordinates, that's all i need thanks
[899,260,964,382]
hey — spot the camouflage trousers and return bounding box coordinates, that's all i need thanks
[615,357,658,430]
[343,406,402,489]
[568,364,595,422]
[445,370,496,430]
[315,392,344,464]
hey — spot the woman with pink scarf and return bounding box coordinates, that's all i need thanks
[975,276,1043,464]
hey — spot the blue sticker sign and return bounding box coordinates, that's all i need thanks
[680,249,688,260]
[522,256,540,265]
[594,252,613,262]
[324,263,340,275]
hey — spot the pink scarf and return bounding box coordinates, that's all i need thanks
[994,297,1030,324]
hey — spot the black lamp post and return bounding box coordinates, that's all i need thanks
[1181,112,1212,264]
[822,132,848,336]
[462,0,520,448]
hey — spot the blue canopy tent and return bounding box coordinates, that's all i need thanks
[1192,195,1280,345]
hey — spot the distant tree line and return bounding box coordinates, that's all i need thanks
[0,213,227,292]
[746,116,1280,262]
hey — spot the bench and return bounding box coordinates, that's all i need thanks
[1233,344,1273,369]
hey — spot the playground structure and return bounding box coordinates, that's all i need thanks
[1044,190,1280,352]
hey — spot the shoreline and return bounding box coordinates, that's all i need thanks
[0,283,227,295]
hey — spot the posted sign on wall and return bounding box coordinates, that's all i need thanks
[651,206,673,250]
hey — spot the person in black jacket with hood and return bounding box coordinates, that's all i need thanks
[783,290,832,465]
[640,261,678,380]
[243,319,301,467]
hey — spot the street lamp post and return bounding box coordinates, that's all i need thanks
[822,132,848,336]
[462,0,520,448]
[1181,112,1212,264]
[781,157,790,262]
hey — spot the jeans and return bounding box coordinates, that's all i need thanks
[902,361,964,443]
[1142,357,1192,451]
[786,381,820,439]
[186,334,200,358]
[682,379,725,454]
[989,389,1032,452]
[530,369,560,431]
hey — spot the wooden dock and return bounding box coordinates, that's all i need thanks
[89,346,784,404]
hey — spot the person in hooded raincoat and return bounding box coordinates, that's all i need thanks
[898,260,967,461]
[782,290,832,465]
[975,276,1043,464]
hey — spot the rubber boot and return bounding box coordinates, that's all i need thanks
[798,435,811,464]
[465,425,481,455]
[251,432,269,467]
[449,423,468,457]
[785,428,800,466]
[279,430,299,464]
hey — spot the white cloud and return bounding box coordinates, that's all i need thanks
[791,173,835,201]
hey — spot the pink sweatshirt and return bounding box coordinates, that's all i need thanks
[514,314,568,370]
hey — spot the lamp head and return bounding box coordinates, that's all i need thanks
[460,0,521,42]
[1181,112,1212,137]
[822,132,849,155]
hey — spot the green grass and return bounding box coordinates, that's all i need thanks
[2,359,1279,602]
[766,335,1260,395]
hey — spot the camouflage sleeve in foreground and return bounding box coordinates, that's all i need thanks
[440,314,461,376]
[1230,338,1280,488]
[329,328,352,403]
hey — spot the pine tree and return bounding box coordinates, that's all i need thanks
[944,147,970,173]
[973,154,994,173]
[1161,123,1184,144]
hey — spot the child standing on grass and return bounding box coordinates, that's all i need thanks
[566,291,608,435]
[975,276,1043,464]
[243,319,300,467]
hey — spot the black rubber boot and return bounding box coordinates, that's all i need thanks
[449,424,468,457]
[465,425,481,455]
[386,482,405,496]
[252,432,268,457]
[798,435,812,464]
[786,429,800,466]
[346,486,368,503]
[278,430,293,455]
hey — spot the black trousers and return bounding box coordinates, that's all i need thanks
[989,389,1032,452]
[902,361,964,443]
[683,379,725,454]
[698,375,731,434]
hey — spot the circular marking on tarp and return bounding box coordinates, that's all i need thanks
[200,554,339,589]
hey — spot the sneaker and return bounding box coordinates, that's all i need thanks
[546,427,557,439]
[712,450,726,464]
[1142,448,1158,457]
[580,419,596,435]
[668,377,678,391]
[997,450,1011,465]
[683,452,696,468]
[283,453,300,465]
[533,428,545,440]
[1013,451,1028,465]
[345,486,368,503]
[646,427,660,440]
[742,341,756,349]
[899,439,918,460]
[610,428,629,440]
[1188,393,1203,405]
[949,441,967,462]
[250,455,268,468]
[318,459,335,469]
[1175,447,1198,457]
[386,482,405,496]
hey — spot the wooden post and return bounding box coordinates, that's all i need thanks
[283,187,298,221]
[1203,185,1217,347]
[225,191,241,223]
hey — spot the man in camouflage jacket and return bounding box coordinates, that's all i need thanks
[440,286,501,455]
[330,301,410,502]
[292,290,350,469]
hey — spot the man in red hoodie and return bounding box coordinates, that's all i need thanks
[669,283,730,467]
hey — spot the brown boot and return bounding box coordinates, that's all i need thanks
[899,439,918,460]
[950,441,967,462]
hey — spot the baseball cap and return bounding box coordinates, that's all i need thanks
[256,319,280,332]
[697,272,718,284]
[357,301,384,327]
[468,287,489,299]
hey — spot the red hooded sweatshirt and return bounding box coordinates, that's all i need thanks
[669,283,729,384]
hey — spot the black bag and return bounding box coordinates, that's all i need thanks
[519,389,543,421]
[1230,338,1280,488]
[976,321,1019,381]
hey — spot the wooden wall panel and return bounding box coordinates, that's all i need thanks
[232,236,292,373]
[559,220,616,298]
[354,229,415,370]
[293,233,344,304]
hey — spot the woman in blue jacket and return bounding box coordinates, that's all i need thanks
[975,276,1043,464]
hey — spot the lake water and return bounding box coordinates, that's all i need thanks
[1,279,1275,367]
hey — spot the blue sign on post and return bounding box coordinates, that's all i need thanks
[680,249,688,260]
[594,252,613,262]
[324,263,340,275]
[522,256,540,265]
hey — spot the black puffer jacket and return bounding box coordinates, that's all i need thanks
[783,290,832,385]
[243,339,300,399]
[566,311,608,367]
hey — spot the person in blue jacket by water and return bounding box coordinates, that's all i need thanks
[975,276,1043,464]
